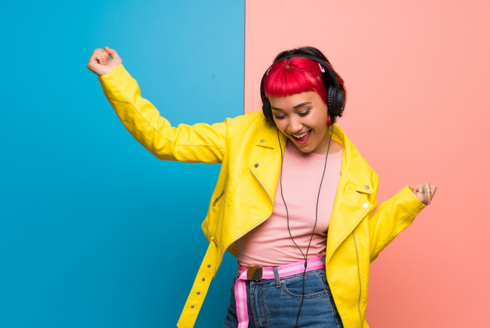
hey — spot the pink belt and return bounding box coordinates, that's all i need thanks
[234,257,325,328]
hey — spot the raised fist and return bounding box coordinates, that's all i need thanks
[87,46,122,76]
[412,183,437,205]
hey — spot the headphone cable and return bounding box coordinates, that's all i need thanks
[277,124,334,328]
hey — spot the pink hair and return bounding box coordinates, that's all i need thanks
[263,57,327,103]
[263,57,346,107]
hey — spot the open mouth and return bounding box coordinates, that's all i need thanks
[290,130,311,144]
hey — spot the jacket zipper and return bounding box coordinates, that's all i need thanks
[212,176,228,206]
[212,190,225,206]
[352,231,363,328]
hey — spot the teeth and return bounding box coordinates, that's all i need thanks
[292,131,308,139]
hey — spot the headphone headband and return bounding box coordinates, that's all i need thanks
[269,54,341,90]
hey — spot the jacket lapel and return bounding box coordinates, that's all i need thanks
[249,125,287,206]
[325,125,375,265]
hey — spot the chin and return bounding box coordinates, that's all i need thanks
[295,144,315,153]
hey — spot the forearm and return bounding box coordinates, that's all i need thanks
[368,186,426,262]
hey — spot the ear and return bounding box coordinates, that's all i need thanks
[327,114,332,126]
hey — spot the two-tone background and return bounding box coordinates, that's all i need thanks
[1,1,489,327]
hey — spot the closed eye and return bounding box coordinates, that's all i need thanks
[298,109,311,117]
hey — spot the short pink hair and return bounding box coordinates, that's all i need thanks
[263,57,346,107]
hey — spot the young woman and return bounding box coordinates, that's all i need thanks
[87,46,436,328]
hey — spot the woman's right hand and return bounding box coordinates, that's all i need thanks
[87,46,122,76]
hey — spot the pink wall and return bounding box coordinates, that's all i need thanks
[245,0,490,326]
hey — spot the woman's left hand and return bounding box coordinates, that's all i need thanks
[412,183,437,205]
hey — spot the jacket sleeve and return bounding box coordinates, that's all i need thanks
[367,170,426,263]
[98,64,227,163]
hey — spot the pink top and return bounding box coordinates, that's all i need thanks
[237,141,343,267]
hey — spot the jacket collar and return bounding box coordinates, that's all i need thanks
[255,122,373,196]
[330,124,374,195]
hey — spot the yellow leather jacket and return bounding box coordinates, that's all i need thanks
[99,65,426,328]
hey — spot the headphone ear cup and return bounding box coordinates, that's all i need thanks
[262,97,274,122]
[327,85,345,117]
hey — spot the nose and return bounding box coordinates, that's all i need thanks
[287,116,303,134]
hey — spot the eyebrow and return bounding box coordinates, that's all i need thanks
[271,102,312,112]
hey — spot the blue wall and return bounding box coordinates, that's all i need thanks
[0,1,244,327]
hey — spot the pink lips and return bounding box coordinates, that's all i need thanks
[291,130,311,145]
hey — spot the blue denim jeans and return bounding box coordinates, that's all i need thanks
[223,268,343,328]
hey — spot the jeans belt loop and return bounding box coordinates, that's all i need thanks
[272,267,281,288]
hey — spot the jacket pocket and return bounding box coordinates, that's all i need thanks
[212,176,228,206]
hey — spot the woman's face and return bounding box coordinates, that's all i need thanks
[269,91,331,155]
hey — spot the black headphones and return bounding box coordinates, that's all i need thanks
[260,53,346,123]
